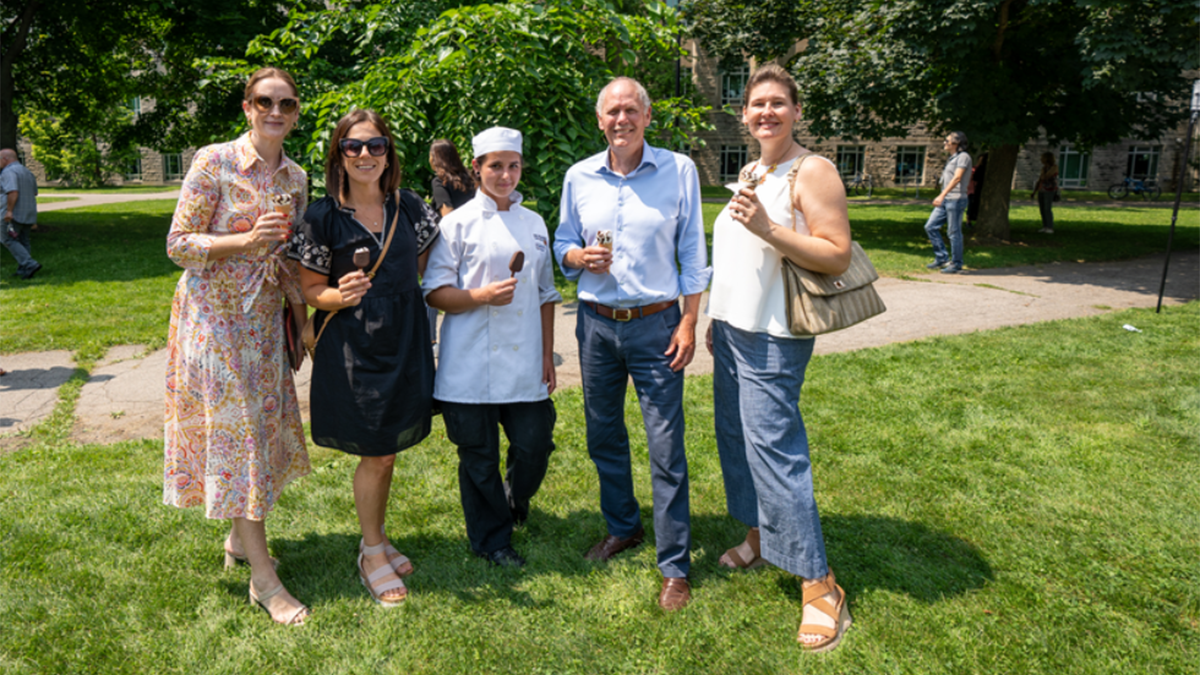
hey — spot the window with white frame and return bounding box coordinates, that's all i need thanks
[1126,146,1161,180]
[164,153,185,180]
[894,146,926,183]
[678,66,694,99]
[720,61,750,106]
[836,145,866,179]
[719,145,748,183]
[1057,145,1090,188]
[124,157,143,181]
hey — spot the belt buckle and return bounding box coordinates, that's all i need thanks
[612,308,633,322]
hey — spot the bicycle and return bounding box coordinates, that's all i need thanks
[1107,175,1162,200]
[844,172,873,196]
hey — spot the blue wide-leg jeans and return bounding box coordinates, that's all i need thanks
[712,320,829,579]
[924,196,967,267]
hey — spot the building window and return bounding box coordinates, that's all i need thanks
[1126,145,1161,180]
[129,96,141,118]
[719,145,748,183]
[164,153,185,180]
[836,145,866,179]
[124,157,143,181]
[720,60,750,107]
[894,146,926,184]
[678,66,694,99]
[1058,145,1090,188]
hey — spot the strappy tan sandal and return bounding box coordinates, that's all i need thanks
[224,534,278,570]
[360,536,414,577]
[249,582,309,626]
[359,541,407,607]
[798,571,852,653]
[719,527,769,570]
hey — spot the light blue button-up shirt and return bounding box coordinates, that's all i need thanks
[554,141,711,307]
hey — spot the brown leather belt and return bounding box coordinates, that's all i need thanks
[585,300,676,322]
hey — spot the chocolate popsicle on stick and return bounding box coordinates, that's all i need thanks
[353,247,371,270]
[509,250,525,278]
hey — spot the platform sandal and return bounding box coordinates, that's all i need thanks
[798,571,852,653]
[718,527,769,570]
[359,541,408,607]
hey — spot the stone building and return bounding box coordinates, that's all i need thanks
[683,44,1197,193]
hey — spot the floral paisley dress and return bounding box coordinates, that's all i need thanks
[163,133,312,520]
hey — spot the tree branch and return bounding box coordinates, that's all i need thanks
[2,0,41,65]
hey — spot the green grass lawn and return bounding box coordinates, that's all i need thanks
[0,304,1195,674]
[33,196,79,204]
[699,184,1200,204]
[38,185,181,194]
[2,200,1197,357]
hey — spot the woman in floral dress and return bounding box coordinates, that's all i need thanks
[163,67,311,626]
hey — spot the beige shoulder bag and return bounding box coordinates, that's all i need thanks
[780,154,886,336]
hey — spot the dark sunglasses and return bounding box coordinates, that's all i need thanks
[339,136,390,157]
[251,96,299,114]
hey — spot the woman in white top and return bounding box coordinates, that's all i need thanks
[705,64,853,652]
[423,127,562,567]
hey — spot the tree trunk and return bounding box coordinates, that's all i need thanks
[1,1,42,149]
[976,143,1019,240]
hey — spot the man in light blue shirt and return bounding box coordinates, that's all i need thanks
[0,149,42,280]
[554,76,711,611]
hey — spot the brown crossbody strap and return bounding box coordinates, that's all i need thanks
[310,190,402,352]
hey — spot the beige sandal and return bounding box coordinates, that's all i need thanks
[360,536,414,577]
[797,571,852,652]
[249,582,309,626]
[224,534,278,570]
[718,527,769,570]
[359,542,407,607]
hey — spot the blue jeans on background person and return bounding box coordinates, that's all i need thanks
[441,399,557,555]
[576,301,690,579]
[2,221,39,277]
[924,196,967,268]
[711,320,829,580]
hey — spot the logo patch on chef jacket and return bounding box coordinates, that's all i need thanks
[533,233,548,252]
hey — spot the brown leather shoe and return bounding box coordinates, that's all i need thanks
[584,527,645,561]
[659,577,690,611]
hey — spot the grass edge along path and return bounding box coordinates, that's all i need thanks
[0,304,1196,675]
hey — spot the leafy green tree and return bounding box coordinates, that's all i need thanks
[19,107,141,187]
[682,0,1198,238]
[226,0,711,221]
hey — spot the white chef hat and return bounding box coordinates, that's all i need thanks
[472,126,523,158]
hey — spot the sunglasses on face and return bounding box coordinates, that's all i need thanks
[339,136,390,157]
[250,96,299,114]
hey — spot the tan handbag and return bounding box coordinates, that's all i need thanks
[780,155,886,336]
[302,191,401,358]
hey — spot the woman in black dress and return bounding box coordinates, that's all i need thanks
[289,109,439,607]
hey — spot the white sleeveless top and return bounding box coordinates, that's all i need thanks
[707,155,833,339]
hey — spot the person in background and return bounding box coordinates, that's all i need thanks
[554,76,710,611]
[424,127,561,568]
[923,131,971,274]
[426,139,477,352]
[0,148,43,280]
[163,67,311,626]
[1033,151,1059,234]
[290,109,439,608]
[706,63,853,652]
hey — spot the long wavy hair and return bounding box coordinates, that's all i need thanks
[325,109,401,201]
[429,139,474,193]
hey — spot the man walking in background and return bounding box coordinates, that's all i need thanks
[0,149,43,280]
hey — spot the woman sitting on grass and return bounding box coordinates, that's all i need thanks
[163,66,311,626]
[289,109,439,607]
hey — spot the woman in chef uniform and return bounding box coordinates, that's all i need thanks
[423,126,561,568]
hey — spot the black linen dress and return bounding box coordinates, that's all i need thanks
[289,190,440,456]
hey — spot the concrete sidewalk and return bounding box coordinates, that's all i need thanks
[38,190,181,212]
[1,251,1197,448]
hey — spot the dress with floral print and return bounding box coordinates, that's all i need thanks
[163,133,311,520]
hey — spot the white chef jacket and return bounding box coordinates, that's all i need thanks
[422,190,562,403]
